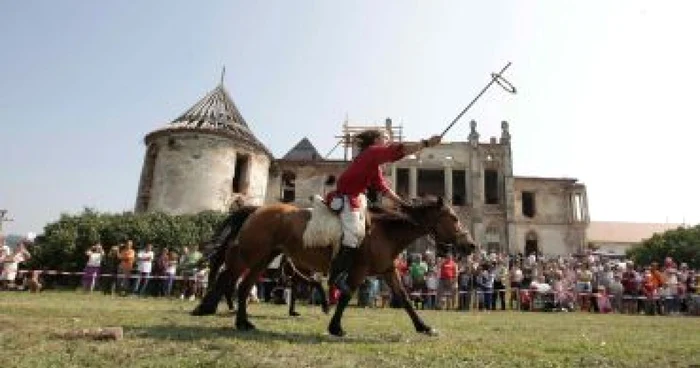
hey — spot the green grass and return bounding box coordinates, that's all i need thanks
[1,292,699,368]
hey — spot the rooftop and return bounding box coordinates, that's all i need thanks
[514,176,580,183]
[147,82,272,157]
[282,137,322,161]
[587,221,685,244]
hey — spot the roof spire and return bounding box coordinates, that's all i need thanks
[220,65,226,85]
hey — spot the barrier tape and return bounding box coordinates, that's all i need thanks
[15,269,693,301]
[15,269,273,282]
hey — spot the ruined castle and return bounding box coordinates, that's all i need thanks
[135,81,590,256]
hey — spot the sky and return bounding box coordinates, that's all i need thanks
[1,1,699,235]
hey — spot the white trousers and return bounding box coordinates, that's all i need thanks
[339,194,367,248]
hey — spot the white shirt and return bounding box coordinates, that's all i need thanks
[531,281,552,293]
[137,250,155,273]
[511,268,524,283]
[426,275,438,290]
[166,260,177,275]
[86,251,103,267]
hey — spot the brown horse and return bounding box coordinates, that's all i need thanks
[192,206,328,317]
[193,254,329,317]
[218,195,476,337]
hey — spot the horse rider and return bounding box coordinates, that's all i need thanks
[327,129,442,293]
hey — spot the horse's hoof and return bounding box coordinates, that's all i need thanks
[289,311,301,317]
[191,307,212,316]
[419,327,439,336]
[236,320,256,331]
[328,324,346,337]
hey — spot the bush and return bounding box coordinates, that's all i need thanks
[626,224,700,269]
[26,208,228,272]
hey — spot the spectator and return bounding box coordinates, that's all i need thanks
[0,242,31,289]
[608,274,624,312]
[82,243,104,292]
[439,253,458,310]
[458,260,473,310]
[101,246,120,295]
[179,245,203,300]
[164,250,178,297]
[132,244,154,296]
[424,270,439,309]
[117,241,135,295]
[152,247,169,297]
[476,265,494,311]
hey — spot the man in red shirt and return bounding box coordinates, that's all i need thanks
[439,253,459,310]
[327,129,441,292]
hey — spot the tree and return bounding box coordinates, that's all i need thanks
[26,209,228,272]
[626,224,700,269]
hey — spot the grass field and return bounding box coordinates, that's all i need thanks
[1,292,699,368]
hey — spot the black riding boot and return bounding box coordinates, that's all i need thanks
[328,246,357,293]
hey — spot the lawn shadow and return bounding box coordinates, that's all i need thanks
[126,324,396,345]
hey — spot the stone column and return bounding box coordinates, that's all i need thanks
[464,166,470,205]
[409,166,418,199]
[390,164,397,192]
[444,166,453,204]
[508,222,518,254]
[569,193,576,222]
[474,222,485,248]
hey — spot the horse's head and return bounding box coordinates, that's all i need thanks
[401,196,478,257]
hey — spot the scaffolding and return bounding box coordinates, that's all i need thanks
[0,209,13,234]
[331,117,404,161]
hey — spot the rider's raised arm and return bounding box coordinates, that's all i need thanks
[401,135,442,156]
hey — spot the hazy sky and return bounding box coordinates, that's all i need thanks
[1,1,698,235]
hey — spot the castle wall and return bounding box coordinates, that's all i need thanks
[513,224,574,256]
[245,154,272,206]
[266,161,346,207]
[512,177,588,255]
[141,131,269,214]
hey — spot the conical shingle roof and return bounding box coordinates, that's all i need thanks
[149,83,272,157]
[282,137,322,161]
[170,84,248,129]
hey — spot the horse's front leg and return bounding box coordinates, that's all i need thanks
[192,268,233,316]
[383,269,438,336]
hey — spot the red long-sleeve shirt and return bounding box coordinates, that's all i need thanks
[334,143,405,208]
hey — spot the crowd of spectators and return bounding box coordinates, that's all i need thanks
[357,249,700,316]
[3,234,700,317]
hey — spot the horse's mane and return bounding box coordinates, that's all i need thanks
[367,206,413,225]
[203,205,260,260]
[374,197,445,225]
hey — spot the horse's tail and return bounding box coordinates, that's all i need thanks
[282,258,330,314]
[192,206,259,316]
[204,206,259,281]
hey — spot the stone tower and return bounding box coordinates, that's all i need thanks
[466,120,516,254]
[134,81,273,214]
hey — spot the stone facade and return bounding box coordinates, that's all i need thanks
[266,160,346,207]
[512,177,588,255]
[271,119,590,256]
[135,82,590,255]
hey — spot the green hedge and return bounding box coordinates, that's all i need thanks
[26,208,228,272]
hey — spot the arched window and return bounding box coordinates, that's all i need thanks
[485,226,501,253]
[281,171,296,203]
